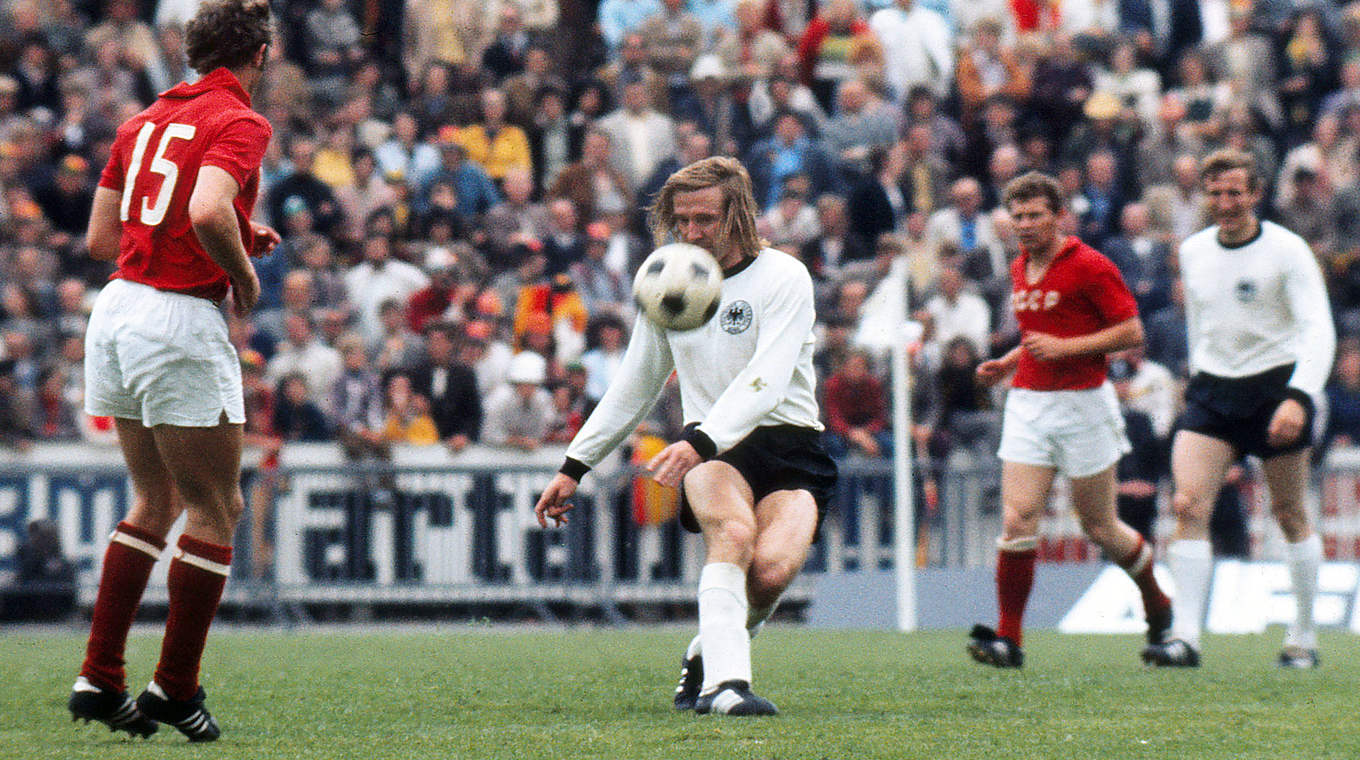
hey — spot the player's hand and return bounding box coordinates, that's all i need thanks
[646,440,701,489]
[976,359,1010,386]
[1267,398,1307,448]
[231,270,261,316]
[535,473,579,528]
[250,222,281,257]
[1021,331,1069,362]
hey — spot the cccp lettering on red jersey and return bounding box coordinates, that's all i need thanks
[1009,236,1138,391]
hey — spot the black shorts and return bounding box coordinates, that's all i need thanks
[679,425,839,534]
[1178,364,1314,459]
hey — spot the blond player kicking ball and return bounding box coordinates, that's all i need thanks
[966,172,1173,668]
[535,157,836,715]
[1142,150,1335,670]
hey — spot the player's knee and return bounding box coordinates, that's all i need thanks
[223,490,246,527]
[1001,505,1039,538]
[747,556,795,604]
[708,517,757,558]
[1271,502,1309,541]
[1077,515,1117,547]
[1170,491,1206,526]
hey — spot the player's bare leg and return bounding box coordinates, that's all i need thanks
[1260,449,1322,667]
[746,489,818,632]
[1068,465,1172,646]
[131,416,245,741]
[70,418,186,738]
[683,461,777,715]
[1146,430,1236,666]
[968,461,1054,668]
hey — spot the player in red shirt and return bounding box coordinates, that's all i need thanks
[69,0,276,741]
[965,172,1172,668]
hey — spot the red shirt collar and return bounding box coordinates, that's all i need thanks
[159,67,252,108]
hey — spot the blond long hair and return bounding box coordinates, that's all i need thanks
[647,157,765,258]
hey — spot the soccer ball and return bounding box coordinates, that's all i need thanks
[632,243,724,331]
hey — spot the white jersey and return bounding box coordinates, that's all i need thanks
[566,248,822,468]
[1178,220,1336,396]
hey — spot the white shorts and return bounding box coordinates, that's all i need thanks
[84,279,245,427]
[996,383,1129,478]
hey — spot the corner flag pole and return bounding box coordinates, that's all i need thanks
[891,321,917,632]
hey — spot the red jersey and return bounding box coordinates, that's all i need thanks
[1010,236,1138,391]
[98,68,272,301]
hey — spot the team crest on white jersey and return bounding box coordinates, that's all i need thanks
[1234,279,1257,302]
[720,300,753,333]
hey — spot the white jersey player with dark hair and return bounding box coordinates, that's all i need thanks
[1143,149,1336,669]
[535,156,836,716]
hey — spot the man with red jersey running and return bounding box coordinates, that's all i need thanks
[966,172,1172,668]
[68,0,275,741]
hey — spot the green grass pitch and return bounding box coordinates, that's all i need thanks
[3,627,1358,759]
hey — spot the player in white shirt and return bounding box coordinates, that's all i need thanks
[1144,149,1336,669]
[534,157,836,715]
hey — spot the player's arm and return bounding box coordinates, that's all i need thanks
[86,186,123,261]
[976,345,1022,386]
[189,165,259,314]
[1023,316,1143,361]
[1270,238,1338,447]
[537,315,674,526]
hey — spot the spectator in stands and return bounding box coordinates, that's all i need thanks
[1144,279,1189,377]
[821,348,891,458]
[801,193,869,283]
[923,335,995,456]
[380,372,438,445]
[715,0,791,83]
[265,312,344,405]
[670,57,747,158]
[868,0,953,103]
[925,177,998,272]
[1104,202,1173,318]
[1110,358,1164,544]
[272,372,331,442]
[638,0,704,88]
[955,16,1031,126]
[452,87,532,183]
[1114,345,1178,442]
[483,167,551,257]
[0,359,33,450]
[344,233,430,346]
[599,0,664,54]
[483,350,554,450]
[1029,33,1092,148]
[902,124,951,216]
[579,312,628,406]
[1075,149,1125,247]
[504,46,567,130]
[11,518,75,620]
[31,365,78,440]
[597,32,670,115]
[569,222,631,316]
[1134,93,1202,191]
[549,129,632,229]
[482,3,538,79]
[822,78,898,178]
[540,198,587,275]
[373,299,426,375]
[424,131,501,219]
[796,0,870,112]
[331,334,388,459]
[33,154,93,241]
[1323,339,1360,453]
[377,112,442,200]
[266,133,342,238]
[746,109,838,209]
[757,175,821,250]
[597,77,677,190]
[916,264,991,362]
[302,0,364,104]
[528,84,574,192]
[1143,152,1204,243]
[410,323,482,451]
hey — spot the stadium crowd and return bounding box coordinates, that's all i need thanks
[5,0,1360,504]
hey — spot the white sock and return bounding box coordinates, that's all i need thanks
[746,599,778,640]
[1285,533,1322,650]
[1167,539,1212,649]
[697,562,750,694]
[685,633,702,660]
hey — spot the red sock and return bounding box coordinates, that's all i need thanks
[153,535,232,701]
[996,545,1037,645]
[1117,535,1171,616]
[81,521,166,693]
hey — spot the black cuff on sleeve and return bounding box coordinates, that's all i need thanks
[1284,387,1315,417]
[681,422,717,461]
[559,457,591,481]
